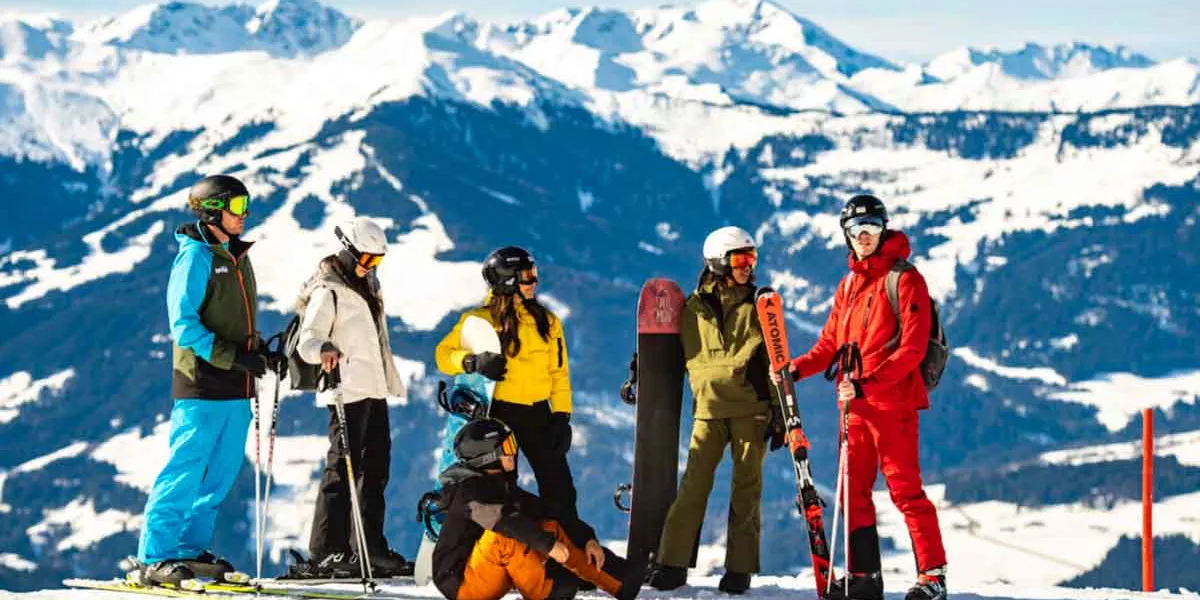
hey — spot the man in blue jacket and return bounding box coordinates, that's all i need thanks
[136,174,278,586]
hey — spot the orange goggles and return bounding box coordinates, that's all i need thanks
[357,253,384,270]
[728,249,757,269]
[501,433,518,456]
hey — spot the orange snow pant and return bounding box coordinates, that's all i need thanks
[456,520,621,600]
[844,403,946,572]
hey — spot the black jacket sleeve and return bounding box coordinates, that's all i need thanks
[515,489,596,545]
[467,499,556,554]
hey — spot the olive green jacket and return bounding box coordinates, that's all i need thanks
[681,281,774,419]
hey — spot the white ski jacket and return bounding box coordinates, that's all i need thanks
[297,262,406,405]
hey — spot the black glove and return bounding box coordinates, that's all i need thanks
[463,351,507,381]
[232,347,269,378]
[549,412,572,455]
[765,404,786,452]
[266,349,288,377]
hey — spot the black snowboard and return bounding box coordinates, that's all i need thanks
[622,277,686,592]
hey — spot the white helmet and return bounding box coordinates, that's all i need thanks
[702,226,756,276]
[335,217,388,256]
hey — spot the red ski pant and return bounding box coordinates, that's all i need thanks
[842,402,946,572]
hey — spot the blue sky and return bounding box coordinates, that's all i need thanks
[3,0,1197,63]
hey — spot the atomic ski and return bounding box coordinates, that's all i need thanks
[754,287,834,598]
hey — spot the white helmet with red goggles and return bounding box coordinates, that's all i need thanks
[702,226,757,276]
[335,217,388,269]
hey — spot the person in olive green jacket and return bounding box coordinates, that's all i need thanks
[647,226,785,595]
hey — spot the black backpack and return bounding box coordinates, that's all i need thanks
[283,288,337,391]
[884,259,949,390]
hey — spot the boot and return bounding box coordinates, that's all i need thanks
[369,548,413,577]
[826,571,883,600]
[302,552,360,579]
[183,550,236,580]
[645,564,687,591]
[904,566,947,600]
[718,572,751,594]
[546,561,580,600]
[141,560,197,587]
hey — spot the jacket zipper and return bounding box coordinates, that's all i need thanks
[228,249,255,398]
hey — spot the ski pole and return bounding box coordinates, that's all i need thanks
[839,344,862,585]
[329,368,376,592]
[827,425,847,597]
[251,377,263,584]
[258,370,282,574]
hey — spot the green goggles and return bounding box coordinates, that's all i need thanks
[198,195,250,217]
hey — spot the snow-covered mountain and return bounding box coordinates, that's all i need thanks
[470,0,899,113]
[77,0,360,57]
[0,0,1198,593]
[926,43,1157,81]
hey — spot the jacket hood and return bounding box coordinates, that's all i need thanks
[437,463,485,487]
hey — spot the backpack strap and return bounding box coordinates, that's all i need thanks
[885,259,915,349]
[327,288,338,337]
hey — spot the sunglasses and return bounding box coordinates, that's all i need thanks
[501,433,518,456]
[198,195,250,217]
[357,253,384,270]
[728,249,757,269]
[518,276,539,285]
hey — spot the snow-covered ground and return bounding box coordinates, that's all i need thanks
[8,575,1198,599]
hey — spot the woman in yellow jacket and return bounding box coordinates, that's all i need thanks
[435,247,584,544]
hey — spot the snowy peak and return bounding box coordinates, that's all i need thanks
[0,16,72,62]
[475,0,897,112]
[79,2,255,55]
[78,0,358,57]
[927,42,1157,81]
[246,0,360,57]
[682,0,897,77]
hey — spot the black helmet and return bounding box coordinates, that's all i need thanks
[840,194,888,229]
[188,175,249,224]
[482,246,535,296]
[454,418,518,470]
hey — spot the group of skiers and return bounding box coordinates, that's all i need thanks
[136,173,948,600]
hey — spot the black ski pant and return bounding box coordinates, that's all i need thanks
[488,399,587,545]
[309,397,391,559]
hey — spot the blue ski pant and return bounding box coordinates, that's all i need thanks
[138,398,252,564]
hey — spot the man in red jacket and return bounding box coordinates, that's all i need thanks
[774,194,947,600]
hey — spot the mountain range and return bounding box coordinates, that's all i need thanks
[0,0,1197,592]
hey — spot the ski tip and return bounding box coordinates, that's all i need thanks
[755,286,778,299]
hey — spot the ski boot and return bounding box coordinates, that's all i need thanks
[136,560,200,589]
[645,563,686,591]
[718,572,751,595]
[904,567,947,600]
[282,550,361,580]
[183,550,245,582]
[826,571,883,600]
[369,548,414,578]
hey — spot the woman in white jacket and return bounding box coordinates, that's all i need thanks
[295,217,409,578]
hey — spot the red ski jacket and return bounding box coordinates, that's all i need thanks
[791,231,932,410]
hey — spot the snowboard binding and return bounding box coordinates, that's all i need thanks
[437,380,488,420]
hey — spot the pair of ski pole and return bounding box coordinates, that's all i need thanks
[250,340,377,592]
[826,343,862,598]
[323,367,378,592]
[252,335,285,584]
